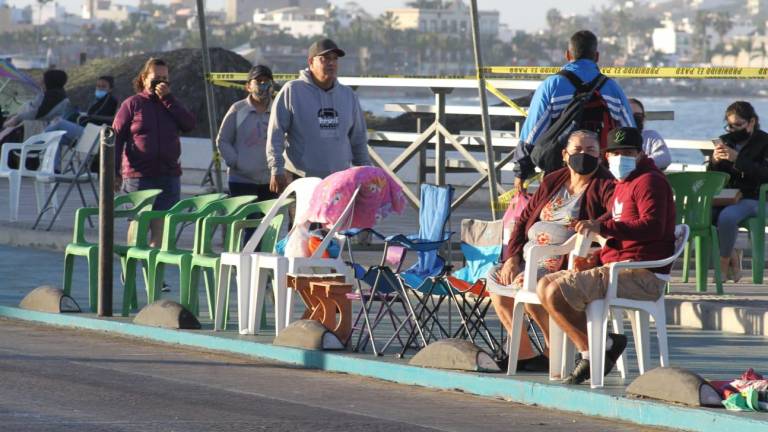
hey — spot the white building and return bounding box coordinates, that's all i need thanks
[386,0,499,37]
[652,15,694,60]
[82,0,135,22]
[226,0,325,24]
[253,7,326,38]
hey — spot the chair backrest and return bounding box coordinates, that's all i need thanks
[242,177,322,253]
[74,123,103,156]
[310,187,360,259]
[452,218,503,283]
[114,189,163,218]
[168,192,227,213]
[666,172,728,231]
[24,131,66,175]
[413,184,454,274]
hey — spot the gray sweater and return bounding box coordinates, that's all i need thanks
[217,97,271,184]
[266,69,370,178]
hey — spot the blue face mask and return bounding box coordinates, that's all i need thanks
[94,89,107,99]
[608,155,637,180]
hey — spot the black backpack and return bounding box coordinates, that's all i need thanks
[530,70,616,173]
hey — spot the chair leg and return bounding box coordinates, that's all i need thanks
[178,258,195,315]
[654,306,670,368]
[711,226,723,295]
[274,260,289,334]
[248,260,269,335]
[749,220,765,284]
[549,316,566,381]
[506,300,526,376]
[9,173,20,221]
[694,234,709,293]
[682,241,691,283]
[122,257,138,317]
[214,262,231,331]
[609,308,627,379]
[628,310,651,375]
[586,299,608,389]
[86,248,99,313]
[62,251,76,298]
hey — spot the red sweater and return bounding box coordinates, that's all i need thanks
[504,166,615,268]
[599,156,676,273]
[113,90,196,178]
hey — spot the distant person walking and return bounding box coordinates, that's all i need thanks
[113,57,196,248]
[217,65,278,202]
[511,30,635,191]
[629,98,671,170]
[267,37,370,193]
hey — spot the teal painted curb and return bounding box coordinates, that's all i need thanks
[1,305,765,432]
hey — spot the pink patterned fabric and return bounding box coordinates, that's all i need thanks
[307,166,407,229]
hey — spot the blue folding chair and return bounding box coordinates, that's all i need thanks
[345,184,454,357]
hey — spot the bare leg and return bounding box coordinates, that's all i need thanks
[149,218,164,248]
[537,276,588,352]
[489,293,537,360]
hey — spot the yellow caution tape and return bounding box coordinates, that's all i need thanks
[483,66,768,79]
[484,81,527,117]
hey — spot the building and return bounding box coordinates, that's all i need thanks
[0,3,32,34]
[652,15,694,61]
[252,7,326,38]
[386,0,499,38]
[82,0,135,22]
[226,0,326,24]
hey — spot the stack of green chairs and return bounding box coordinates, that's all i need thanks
[667,171,729,293]
[151,195,258,316]
[189,198,288,324]
[121,192,226,316]
[63,189,162,312]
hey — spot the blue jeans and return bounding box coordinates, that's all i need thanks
[45,119,84,147]
[122,176,181,211]
[715,199,760,257]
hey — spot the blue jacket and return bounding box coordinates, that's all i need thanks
[512,59,635,180]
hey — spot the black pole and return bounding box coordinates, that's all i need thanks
[98,126,115,317]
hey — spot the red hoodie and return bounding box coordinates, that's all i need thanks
[598,156,676,274]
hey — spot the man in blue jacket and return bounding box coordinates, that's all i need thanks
[512,30,635,191]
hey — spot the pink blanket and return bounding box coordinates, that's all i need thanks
[306,166,406,229]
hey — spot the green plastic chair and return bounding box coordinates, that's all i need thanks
[151,195,259,316]
[667,171,729,293]
[189,198,287,324]
[122,192,226,316]
[63,189,162,312]
[739,183,768,283]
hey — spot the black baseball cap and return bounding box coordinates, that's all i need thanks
[308,38,346,59]
[247,65,273,81]
[605,127,643,152]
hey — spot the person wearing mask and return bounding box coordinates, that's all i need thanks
[708,101,768,282]
[1,69,72,143]
[45,75,119,146]
[267,38,370,192]
[113,57,196,250]
[629,98,671,170]
[536,127,675,385]
[217,65,278,202]
[488,130,615,372]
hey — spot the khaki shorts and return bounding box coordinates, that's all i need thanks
[548,266,667,312]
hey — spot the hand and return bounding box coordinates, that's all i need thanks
[155,82,171,99]
[495,257,521,286]
[269,173,287,194]
[575,219,601,237]
[713,144,737,162]
[514,177,527,194]
[114,175,122,193]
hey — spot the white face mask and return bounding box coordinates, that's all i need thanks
[608,155,637,180]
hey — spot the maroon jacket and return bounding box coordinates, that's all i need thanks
[599,156,676,274]
[112,90,196,178]
[503,166,615,269]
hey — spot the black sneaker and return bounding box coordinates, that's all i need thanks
[604,333,628,376]
[160,282,171,293]
[518,354,549,372]
[563,357,591,385]
[495,356,509,371]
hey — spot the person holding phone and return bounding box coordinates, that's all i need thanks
[113,57,196,251]
[708,101,768,282]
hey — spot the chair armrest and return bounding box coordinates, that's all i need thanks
[384,231,453,252]
[342,227,387,241]
[0,143,22,169]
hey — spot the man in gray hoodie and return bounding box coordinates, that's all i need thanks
[267,38,370,192]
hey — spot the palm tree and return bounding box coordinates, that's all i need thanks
[712,12,733,46]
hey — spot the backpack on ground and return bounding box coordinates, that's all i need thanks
[529,70,617,174]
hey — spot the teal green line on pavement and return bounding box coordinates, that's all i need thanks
[1,305,764,432]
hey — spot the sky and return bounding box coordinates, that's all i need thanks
[8,0,611,32]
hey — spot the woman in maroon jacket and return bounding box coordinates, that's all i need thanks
[113,58,196,248]
[489,130,615,371]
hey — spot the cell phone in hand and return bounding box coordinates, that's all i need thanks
[711,138,724,147]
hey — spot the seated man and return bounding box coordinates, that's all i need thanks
[536,127,676,385]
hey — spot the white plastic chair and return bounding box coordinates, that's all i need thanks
[214,177,322,333]
[32,123,102,230]
[586,223,689,388]
[0,131,65,221]
[248,187,359,336]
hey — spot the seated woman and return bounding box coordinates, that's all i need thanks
[708,101,768,282]
[488,130,615,371]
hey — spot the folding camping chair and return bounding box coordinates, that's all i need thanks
[345,184,454,357]
[32,123,102,230]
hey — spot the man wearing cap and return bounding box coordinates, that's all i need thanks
[535,127,676,385]
[267,38,370,191]
[217,64,278,203]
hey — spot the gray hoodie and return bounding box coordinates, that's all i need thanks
[266,69,370,178]
[217,96,271,184]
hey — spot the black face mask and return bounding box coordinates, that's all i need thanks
[633,113,645,131]
[567,153,599,175]
[724,128,750,144]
